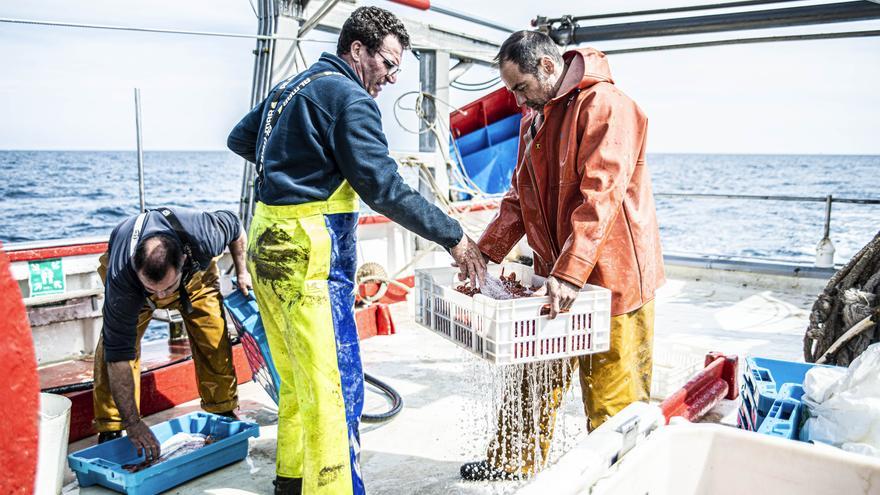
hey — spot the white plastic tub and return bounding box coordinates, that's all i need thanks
[35,393,72,495]
[415,263,611,365]
[591,424,880,495]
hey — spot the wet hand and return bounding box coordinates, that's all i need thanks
[236,270,252,296]
[545,276,579,319]
[449,234,487,287]
[126,419,161,461]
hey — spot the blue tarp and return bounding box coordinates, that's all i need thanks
[450,113,521,195]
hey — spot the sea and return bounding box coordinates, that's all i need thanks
[2,150,879,264]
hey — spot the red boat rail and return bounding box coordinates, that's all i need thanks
[4,201,501,260]
[6,241,108,263]
[358,200,500,225]
[388,0,430,9]
[449,87,521,139]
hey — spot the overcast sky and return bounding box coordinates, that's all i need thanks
[1,0,878,154]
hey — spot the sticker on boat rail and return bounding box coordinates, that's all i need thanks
[27,257,65,297]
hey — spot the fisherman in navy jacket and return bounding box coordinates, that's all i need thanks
[227,22,477,255]
[227,6,485,495]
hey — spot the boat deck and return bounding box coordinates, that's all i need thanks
[62,265,818,494]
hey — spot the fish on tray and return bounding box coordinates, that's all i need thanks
[123,432,217,472]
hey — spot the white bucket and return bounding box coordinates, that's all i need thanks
[34,393,72,495]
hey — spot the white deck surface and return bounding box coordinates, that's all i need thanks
[63,265,820,494]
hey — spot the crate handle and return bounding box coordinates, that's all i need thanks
[537,302,570,317]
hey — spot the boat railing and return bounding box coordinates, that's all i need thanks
[654,192,880,268]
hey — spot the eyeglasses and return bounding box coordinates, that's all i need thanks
[378,52,401,78]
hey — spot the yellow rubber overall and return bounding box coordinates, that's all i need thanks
[247,181,365,494]
[487,300,655,476]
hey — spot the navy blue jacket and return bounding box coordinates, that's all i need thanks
[227,53,462,249]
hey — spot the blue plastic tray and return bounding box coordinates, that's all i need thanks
[68,412,259,495]
[223,290,281,404]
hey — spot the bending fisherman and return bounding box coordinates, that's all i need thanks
[94,207,249,461]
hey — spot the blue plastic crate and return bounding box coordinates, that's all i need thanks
[68,412,259,495]
[757,383,805,440]
[223,289,281,404]
[779,382,805,402]
[742,357,834,417]
[739,384,765,430]
[737,401,754,431]
[738,387,759,431]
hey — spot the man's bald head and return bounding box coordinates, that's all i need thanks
[133,233,184,284]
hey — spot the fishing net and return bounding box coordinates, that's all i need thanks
[804,230,880,365]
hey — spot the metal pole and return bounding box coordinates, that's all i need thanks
[547,1,880,45]
[655,192,880,205]
[823,194,833,239]
[298,0,342,38]
[419,50,437,155]
[240,0,282,231]
[535,0,800,24]
[415,50,438,252]
[134,88,145,213]
[428,5,516,33]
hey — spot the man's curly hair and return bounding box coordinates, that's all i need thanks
[336,6,410,56]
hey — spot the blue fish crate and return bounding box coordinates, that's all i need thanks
[68,412,259,495]
[737,401,754,431]
[223,289,281,404]
[757,383,805,440]
[738,386,763,431]
[742,357,835,417]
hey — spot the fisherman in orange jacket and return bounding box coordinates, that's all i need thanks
[461,30,665,480]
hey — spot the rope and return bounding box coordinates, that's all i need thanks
[805,230,880,365]
[451,76,502,92]
[392,90,505,203]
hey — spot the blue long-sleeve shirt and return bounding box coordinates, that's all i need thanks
[227,52,462,249]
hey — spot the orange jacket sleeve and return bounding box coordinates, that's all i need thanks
[550,87,647,288]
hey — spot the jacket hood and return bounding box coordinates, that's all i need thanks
[556,48,614,96]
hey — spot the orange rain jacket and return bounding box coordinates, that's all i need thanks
[478,48,665,316]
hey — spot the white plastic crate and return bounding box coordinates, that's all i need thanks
[415,263,611,365]
[650,346,704,400]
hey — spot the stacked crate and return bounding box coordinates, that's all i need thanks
[739,356,838,441]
